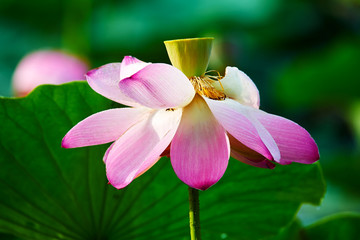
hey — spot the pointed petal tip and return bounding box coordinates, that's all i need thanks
[268,139,319,165]
[311,142,321,162]
[298,144,320,164]
[61,135,83,149]
[177,173,224,191]
[106,158,159,190]
[277,149,319,165]
[173,168,227,191]
[106,163,133,189]
[61,136,69,148]
[85,63,142,106]
[111,181,129,190]
[61,134,73,149]
[122,56,142,65]
[266,161,276,169]
[305,147,320,164]
[85,67,98,78]
[278,125,320,165]
[107,177,128,189]
[188,182,217,191]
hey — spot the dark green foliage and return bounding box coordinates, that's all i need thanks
[0,82,325,239]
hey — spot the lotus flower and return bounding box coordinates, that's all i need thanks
[13,50,88,97]
[62,38,319,190]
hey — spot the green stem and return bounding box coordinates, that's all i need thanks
[188,187,201,240]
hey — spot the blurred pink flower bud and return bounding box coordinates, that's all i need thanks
[12,50,89,97]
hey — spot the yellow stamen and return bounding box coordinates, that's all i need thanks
[189,76,226,100]
[205,70,225,92]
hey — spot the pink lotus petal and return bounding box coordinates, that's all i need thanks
[134,156,161,179]
[211,67,260,108]
[86,63,141,107]
[243,109,281,162]
[62,108,150,148]
[119,64,195,109]
[13,50,89,97]
[106,108,182,189]
[231,150,276,169]
[120,56,151,80]
[228,134,265,160]
[171,95,230,191]
[229,135,275,169]
[103,142,115,163]
[204,98,280,162]
[253,111,320,164]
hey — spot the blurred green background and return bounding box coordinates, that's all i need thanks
[1,0,359,230]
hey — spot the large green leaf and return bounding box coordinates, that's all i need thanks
[271,214,360,240]
[0,82,325,240]
[305,213,360,240]
[269,219,303,240]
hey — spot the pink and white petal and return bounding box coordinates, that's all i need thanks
[119,56,151,80]
[170,95,230,191]
[103,142,115,163]
[106,108,182,189]
[211,67,260,108]
[86,63,140,107]
[205,98,280,162]
[62,107,150,148]
[119,63,195,109]
[133,156,161,179]
[244,110,281,162]
[253,110,320,164]
[231,149,276,169]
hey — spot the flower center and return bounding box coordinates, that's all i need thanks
[189,75,226,100]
